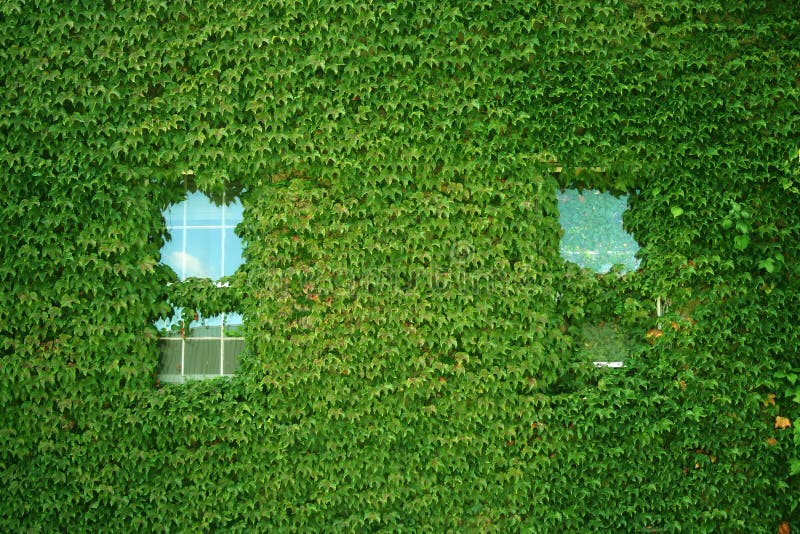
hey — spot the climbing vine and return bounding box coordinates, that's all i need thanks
[1,1,798,531]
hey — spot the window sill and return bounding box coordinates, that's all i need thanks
[593,361,624,368]
[158,373,235,384]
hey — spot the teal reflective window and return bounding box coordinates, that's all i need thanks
[557,189,639,273]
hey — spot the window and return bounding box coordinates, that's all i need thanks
[557,189,640,368]
[160,191,244,279]
[157,192,245,383]
[557,189,639,274]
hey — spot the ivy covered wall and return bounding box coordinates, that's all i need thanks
[2,1,799,531]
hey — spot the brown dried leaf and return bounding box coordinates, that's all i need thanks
[646,328,663,344]
[774,416,791,429]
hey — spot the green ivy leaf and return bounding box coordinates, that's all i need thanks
[790,459,800,477]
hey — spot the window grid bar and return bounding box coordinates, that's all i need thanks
[219,196,226,375]
[167,225,238,230]
[221,195,226,278]
[181,197,188,280]
[180,331,185,381]
[159,337,245,341]
[220,312,225,375]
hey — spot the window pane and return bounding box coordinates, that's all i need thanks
[184,339,222,375]
[223,228,244,276]
[225,312,244,326]
[184,229,223,279]
[155,310,183,336]
[223,340,245,374]
[224,199,244,226]
[184,191,222,226]
[199,313,222,328]
[157,339,183,378]
[577,323,629,362]
[161,231,186,279]
[557,189,639,273]
[225,313,244,337]
[189,314,240,332]
[164,203,185,228]
[190,323,223,337]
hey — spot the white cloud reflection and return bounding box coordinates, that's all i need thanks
[167,251,209,279]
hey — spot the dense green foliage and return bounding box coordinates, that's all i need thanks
[2,1,799,530]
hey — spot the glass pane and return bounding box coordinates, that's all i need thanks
[190,324,223,337]
[157,339,183,376]
[557,189,639,273]
[223,340,245,374]
[194,313,222,328]
[193,314,239,329]
[184,229,223,279]
[160,230,186,279]
[184,191,222,226]
[224,199,244,226]
[224,312,244,337]
[185,339,222,375]
[223,228,244,276]
[156,309,183,336]
[225,312,244,326]
[164,203,185,228]
[577,323,629,362]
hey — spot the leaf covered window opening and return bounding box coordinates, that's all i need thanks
[557,189,640,274]
[157,192,245,383]
[558,189,642,369]
[157,314,244,383]
[161,191,244,279]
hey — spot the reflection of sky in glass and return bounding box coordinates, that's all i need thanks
[163,203,184,228]
[185,229,222,278]
[184,194,222,226]
[557,189,639,273]
[161,191,244,280]
[157,193,246,381]
[224,200,244,225]
[197,312,243,327]
[161,234,185,276]
[223,228,243,276]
